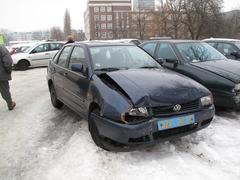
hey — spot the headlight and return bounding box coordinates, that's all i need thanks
[201,95,213,107]
[234,84,240,92]
[129,107,148,117]
[121,107,148,124]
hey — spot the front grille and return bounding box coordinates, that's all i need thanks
[152,99,200,116]
[153,123,198,140]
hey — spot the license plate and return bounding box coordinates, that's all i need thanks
[157,114,195,131]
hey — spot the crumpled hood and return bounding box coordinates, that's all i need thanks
[105,69,209,107]
[11,53,28,64]
[190,60,240,83]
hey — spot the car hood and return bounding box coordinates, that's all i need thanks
[104,69,209,107]
[190,60,240,83]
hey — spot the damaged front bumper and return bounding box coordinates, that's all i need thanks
[92,105,215,148]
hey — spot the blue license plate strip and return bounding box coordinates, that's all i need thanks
[157,114,195,131]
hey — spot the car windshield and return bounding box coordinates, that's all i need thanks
[233,42,240,49]
[90,45,161,71]
[176,42,226,63]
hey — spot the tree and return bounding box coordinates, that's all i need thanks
[166,0,184,39]
[50,27,64,41]
[182,0,223,39]
[63,9,72,37]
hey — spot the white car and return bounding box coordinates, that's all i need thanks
[11,41,64,70]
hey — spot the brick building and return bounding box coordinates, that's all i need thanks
[84,0,132,40]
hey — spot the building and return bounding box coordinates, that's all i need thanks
[84,0,132,40]
[132,0,155,11]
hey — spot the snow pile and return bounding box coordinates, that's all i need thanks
[0,68,240,180]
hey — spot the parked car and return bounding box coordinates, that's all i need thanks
[47,42,214,151]
[203,38,240,60]
[8,43,35,55]
[12,41,64,70]
[94,39,142,46]
[140,40,240,109]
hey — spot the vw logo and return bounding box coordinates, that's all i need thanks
[173,104,181,112]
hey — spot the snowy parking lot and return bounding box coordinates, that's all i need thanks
[0,68,240,180]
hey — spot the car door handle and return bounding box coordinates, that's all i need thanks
[63,72,68,77]
[45,53,50,55]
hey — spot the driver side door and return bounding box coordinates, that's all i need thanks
[29,43,51,66]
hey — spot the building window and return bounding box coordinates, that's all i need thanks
[94,7,99,12]
[108,32,113,39]
[107,23,112,29]
[95,32,101,38]
[101,23,106,29]
[101,15,106,21]
[107,6,112,12]
[102,32,107,39]
[95,23,100,29]
[116,12,119,19]
[94,15,99,21]
[107,15,112,21]
[100,6,105,12]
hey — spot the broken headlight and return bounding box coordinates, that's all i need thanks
[121,107,149,124]
[129,107,148,117]
[201,95,213,107]
[233,84,240,93]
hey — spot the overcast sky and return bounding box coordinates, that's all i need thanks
[0,0,239,32]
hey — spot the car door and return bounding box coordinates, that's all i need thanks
[63,45,90,115]
[216,42,238,60]
[29,43,51,66]
[52,45,73,104]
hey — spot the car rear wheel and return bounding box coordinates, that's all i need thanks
[49,84,63,109]
[17,60,29,70]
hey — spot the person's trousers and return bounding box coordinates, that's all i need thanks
[0,81,12,106]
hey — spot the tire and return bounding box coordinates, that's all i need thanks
[49,84,63,109]
[89,108,108,150]
[17,60,29,70]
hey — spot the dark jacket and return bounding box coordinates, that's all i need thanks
[0,45,13,81]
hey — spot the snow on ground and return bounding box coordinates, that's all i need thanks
[0,68,240,180]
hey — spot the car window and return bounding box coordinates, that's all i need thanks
[176,42,226,62]
[69,46,87,69]
[206,42,215,47]
[233,42,240,49]
[57,46,72,67]
[157,43,177,60]
[217,43,238,56]
[32,43,49,53]
[50,43,63,51]
[90,46,161,70]
[141,42,157,56]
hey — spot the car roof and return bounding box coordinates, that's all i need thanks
[142,39,203,44]
[66,41,136,47]
[203,38,240,42]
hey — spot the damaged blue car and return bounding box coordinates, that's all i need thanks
[47,42,215,151]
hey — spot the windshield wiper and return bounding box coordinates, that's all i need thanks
[139,66,159,69]
[94,67,121,72]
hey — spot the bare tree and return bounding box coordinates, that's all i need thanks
[166,0,184,39]
[63,9,72,37]
[50,27,64,41]
[182,0,223,39]
[131,10,148,40]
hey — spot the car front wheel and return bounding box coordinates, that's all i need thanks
[17,60,29,70]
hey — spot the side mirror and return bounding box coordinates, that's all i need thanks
[71,64,84,73]
[165,58,178,64]
[230,51,240,58]
[156,58,164,65]
[31,50,37,54]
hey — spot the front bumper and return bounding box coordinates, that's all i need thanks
[92,105,215,148]
[213,93,240,110]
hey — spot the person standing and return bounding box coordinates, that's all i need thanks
[0,45,16,110]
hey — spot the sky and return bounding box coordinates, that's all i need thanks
[0,0,239,32]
